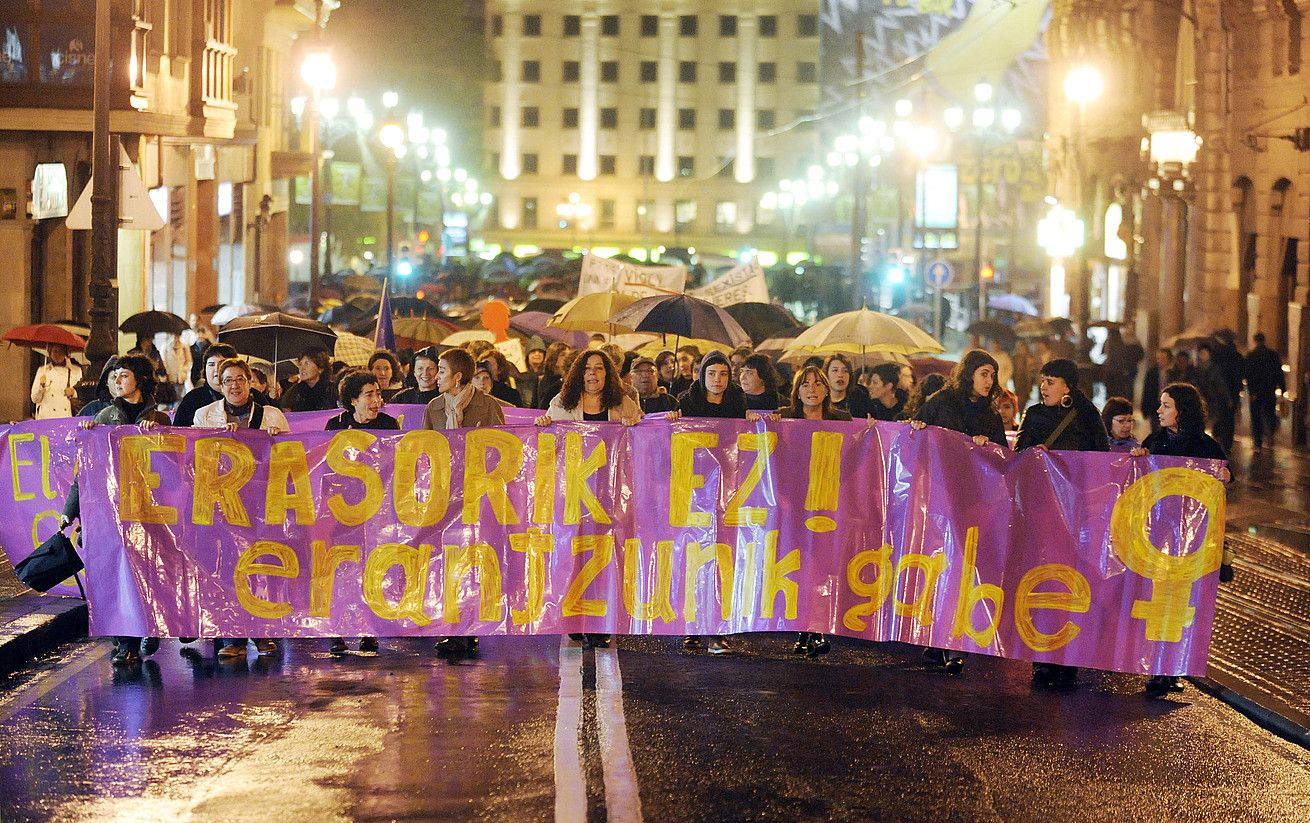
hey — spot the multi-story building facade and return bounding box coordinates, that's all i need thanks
[1047,0,1309,442]
[481,1,821,265]
[0,0,327,421]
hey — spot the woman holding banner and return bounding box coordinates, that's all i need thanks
[1016,358,1110,688]
[1131,382,1232,697]
[908,349,1008,676]
[65,354,172,666]
[325,369,400,656]
[536,350,640,651]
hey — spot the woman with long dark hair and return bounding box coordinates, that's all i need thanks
[739,353,782,411]
[534,342,573,410]
[908,350,1007,676]
[900,373,946,421]
[368,350,406,401]
[1015,358,1109,688]
[824,353,872,418]
[1131,382,1231,696]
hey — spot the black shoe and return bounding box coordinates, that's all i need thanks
[328,637,348,654]
[1054,665,1079,688]
[682,636,703,651]
[466,637,479,655]
[178,637,198,644]
[707,636,732,655]
[1145,675,1176,696]
[1032,663,1055,688]
[112,646,141,666]
[140,637,160,657]
[943,655,964,676]
[436,637,467,656]
[587,634,611,649]
[792,633,810,654]
[922,647,947,668]
[358,636,379,653]
[807,635,831,658]
[568,633,587,645]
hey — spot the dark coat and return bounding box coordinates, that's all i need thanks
[779,404,852,421]
[1245,345,1286,396]
[281,377,338,412]
[535,374,563,410]
[390,386,442,406]
[325,410,400,431]
[1142,427,1227,462]
[915,389,1007,446]
[744,388,781,411]
[639,389,679,414]
[832,383,873,419]
[677,383,748,418]
[1016,395,1110,453]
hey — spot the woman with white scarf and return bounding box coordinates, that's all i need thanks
[31,343,83,419]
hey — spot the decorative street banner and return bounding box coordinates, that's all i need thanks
[691,259,769,307]
[59,418,1226,675]
[577,254,687,299]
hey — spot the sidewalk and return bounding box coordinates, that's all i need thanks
[0,554,86,676]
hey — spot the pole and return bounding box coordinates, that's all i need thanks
[307,85,322,313]
[252,194,271,303]
[848,30,866,310]
[386,153,397,273]
[974,137,987,322]
[321,154,332,283]
[86,0,118,382]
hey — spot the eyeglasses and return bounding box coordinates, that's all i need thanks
[221,376,250,386]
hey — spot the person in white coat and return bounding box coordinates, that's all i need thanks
[160,333,192,404]
[30,344,83,419]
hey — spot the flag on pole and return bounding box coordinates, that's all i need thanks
[374,280,396,353]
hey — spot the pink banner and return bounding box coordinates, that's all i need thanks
[68,418,1227,675]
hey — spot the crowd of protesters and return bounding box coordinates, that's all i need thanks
[30,314,1248,697]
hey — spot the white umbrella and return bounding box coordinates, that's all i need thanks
[785,305,944,358]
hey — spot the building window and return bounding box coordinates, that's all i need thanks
[757,109,775,129]
[601,61,619,82]
[601,15,619,36]
[521,107,539,127]
[678,108,696,129]
[720,15,737,36]
[599,199,616,229]
[680,15,698,36]
[758,62,776,83]
[797,62,817,83]
[679,61,697,82]
[489,106,501,127]
[640,61,657,82]
[522,197,538,229]
[716,201,738,232]
[562,154,578,175]
[562,61,579,82]
[600,108,618,128]
[797,14,818,37]
[718,109,735,130]
[599,155,617,175]
[718,62,736,83]
[676,199,697,230]
[522,60,540,82]
[756,157,776,179]
[523,15,541,36]
[522,153,538,174]
[759,15,777,37]
[677,156,694,177]
[563,107,579,128]
[491,15,502,36]
[563,15,580,36]
[641,15,658,36]
[639,108,657,129]
[636,200,654,232]
[638,155,655,176]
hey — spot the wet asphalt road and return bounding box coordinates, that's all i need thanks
[2,635,1310,822]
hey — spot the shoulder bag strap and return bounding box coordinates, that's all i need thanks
[1044,408,1079,450]
[250,403,265,431]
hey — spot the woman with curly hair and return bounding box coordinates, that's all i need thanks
[536,350,641,426]
[369,350,406,401]
[739,353,783,411]
[900,373,946,421]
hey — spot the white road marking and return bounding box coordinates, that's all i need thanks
[554,637,586,823]
[595,646,643,823]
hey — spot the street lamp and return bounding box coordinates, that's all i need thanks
[945,80,1021,321]
[1143,111,1202,342]
[300,47,335,312]
[1037,203,1086,319]
[379,119,406,274]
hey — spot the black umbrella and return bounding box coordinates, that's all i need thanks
[120,310,189,337]
[965,320,1017,346]
[523,297,566,314]
[217,312,336,365]
[389,297,445,318]
[607,294,752,348]
[723,302,801,346]
[318,303,369,327]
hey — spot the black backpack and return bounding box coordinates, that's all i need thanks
[14,530,85,596]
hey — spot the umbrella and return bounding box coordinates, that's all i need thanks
[1087,320,1124,330]
[549,291,640,334]
[52,318,91,338]
[910,357,958,380]
[606,294,752,348]
[217,312,336,364]
[1162,325,1217,350]
[1014,317,1075,338]
[510,311,590,348]
[785,306,944,357]
[755,326,809,356]
[781,348,909,369]
[331,330,377,367]
[389,297,445,318]
[442,329,496,347]
[211,303,273,326]
[632,337,735,358]
[523,297,566,314]
[318,303,370,327]
[120,310,189,337]
[3,323,86,350]
[723,302,802,346]
[965,320,1017,346]
[341,274,381,294]
[987,293,1040,316]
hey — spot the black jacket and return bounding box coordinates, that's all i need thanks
[677,383,748,418]
[1142,427,1227,462]
[779,404,852,421]
[639,389,679,414]
[869,391,907,422]
[744,388,781,411]
[325,410,401,431]
[1016,395,1110,453]
[391,386,442,406]
[832,383,873,419]
[1245,345,1286,396]
[535,374,563,410]
[915,389,1007,446]
[281,377,338,412]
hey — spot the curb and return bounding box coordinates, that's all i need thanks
[1189,675,1310,750]
[0,593,89,677]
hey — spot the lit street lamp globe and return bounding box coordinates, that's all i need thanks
[300,51,336,91]
[1064,65,1105,106]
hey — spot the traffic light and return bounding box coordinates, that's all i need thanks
[417,229,430,244]
[980,263,996,283]
[396,258,414,277]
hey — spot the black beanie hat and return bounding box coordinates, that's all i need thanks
[697,350,731,390]
[1040,357,1079,389]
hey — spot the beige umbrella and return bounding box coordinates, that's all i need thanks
[780,348,909,369]
[548,291,640,334]
[784,305,944,358]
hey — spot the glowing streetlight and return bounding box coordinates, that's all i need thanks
[1063,65,1104,106]
[382,90,399,110]
[300,50,336,92]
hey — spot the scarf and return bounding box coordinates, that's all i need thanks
[444,383,476,429]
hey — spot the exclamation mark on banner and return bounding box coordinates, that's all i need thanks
[804,431,844,533]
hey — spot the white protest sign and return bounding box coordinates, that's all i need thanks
[494,337,527,373]
[578,253,687,299]
[690,258,769,306]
